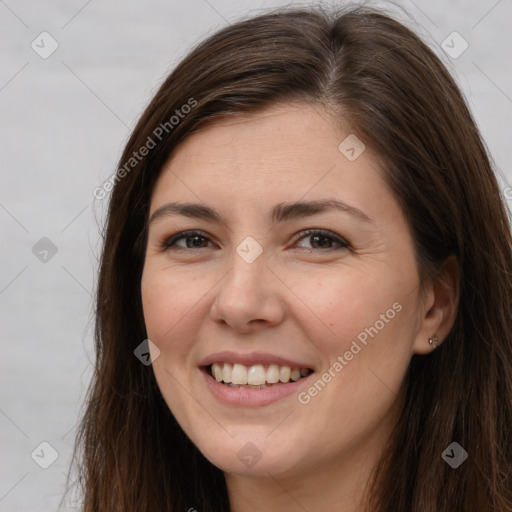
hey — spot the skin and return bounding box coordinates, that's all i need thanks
[141,102,458,511]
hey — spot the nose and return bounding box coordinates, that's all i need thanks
[209,249,285,333]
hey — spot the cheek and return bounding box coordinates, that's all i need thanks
[141,265,200,347]
[293,275,417,444]
[294,266,420,402]
[140,266,204,415]
[293,268,409,347]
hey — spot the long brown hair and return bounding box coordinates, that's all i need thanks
[65,4,512,511]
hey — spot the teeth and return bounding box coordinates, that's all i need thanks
[222,363,232,383]
[227,383,270,389]
[213,363,223,382]
[267,364,280,384]
[232,363,247,385]
[290,368,301,381]
[247,364,266,385]
[210,362,312,386]
[279,366,291,383]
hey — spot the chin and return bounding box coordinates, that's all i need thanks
[196,435,306,477]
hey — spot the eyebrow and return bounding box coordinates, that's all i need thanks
[148,199,374,227]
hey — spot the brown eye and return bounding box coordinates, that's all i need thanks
[295,229,350,250]
[162,231,213,250]
[161,229,350,252]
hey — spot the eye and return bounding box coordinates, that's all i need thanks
[161,230,213,250]
[160,229,350,252]
[294,229,350,251]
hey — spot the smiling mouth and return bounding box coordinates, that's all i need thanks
[205,362,314,389]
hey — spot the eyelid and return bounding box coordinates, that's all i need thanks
[160,228,351,251]
[160,229,214,250]
[293,229,350,249]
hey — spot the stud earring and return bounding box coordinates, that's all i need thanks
[428,334,439,349]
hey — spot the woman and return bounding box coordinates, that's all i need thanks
[67,4,512,511]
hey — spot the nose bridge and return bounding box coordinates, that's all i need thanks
[222,240,269,298]
[235,234,266,266]
[210,238,285,329]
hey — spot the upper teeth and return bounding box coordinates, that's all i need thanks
[210,362,311,385]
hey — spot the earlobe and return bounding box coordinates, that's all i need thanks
[428,334,439,349]
[413,255,459,355]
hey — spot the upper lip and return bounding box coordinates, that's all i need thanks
[198,351,314,370]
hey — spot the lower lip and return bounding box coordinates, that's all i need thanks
[200,367,313,407]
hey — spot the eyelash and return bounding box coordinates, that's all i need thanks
[160,229,350,252]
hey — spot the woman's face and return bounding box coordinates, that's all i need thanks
[141,102,433,479]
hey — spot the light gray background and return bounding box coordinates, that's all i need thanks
[1,0,511,510]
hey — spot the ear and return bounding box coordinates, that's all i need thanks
[413,255,459,355]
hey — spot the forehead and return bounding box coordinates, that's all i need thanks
[168,103,343,169]
[149,102,396,226]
